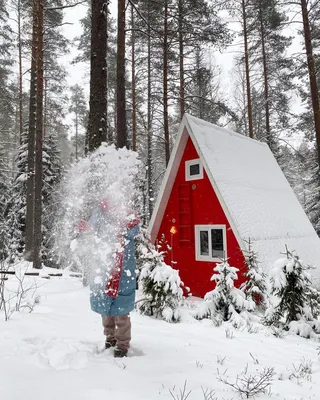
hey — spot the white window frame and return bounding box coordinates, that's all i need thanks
[185,158,203,181]
[195,225,227,262]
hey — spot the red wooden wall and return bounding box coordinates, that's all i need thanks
[156,134,246,298]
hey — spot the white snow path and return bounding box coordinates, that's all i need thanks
[0,276,319,400]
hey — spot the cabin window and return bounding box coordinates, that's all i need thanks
[195,225,227,261]
[185,159,203,181]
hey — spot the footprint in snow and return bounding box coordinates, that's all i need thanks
[24,337,101,370]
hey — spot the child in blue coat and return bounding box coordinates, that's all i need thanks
[85,201,140,357]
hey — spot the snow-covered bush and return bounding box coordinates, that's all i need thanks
[136,230,183,322]
[264,247,320,337]
[240,240,268,309]
[196,260,254,327]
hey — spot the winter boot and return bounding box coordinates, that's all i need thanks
[105,340,117,349]
[114,347,128,358]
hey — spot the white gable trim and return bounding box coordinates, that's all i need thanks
[148,114,247,256]
[148,115,190,242]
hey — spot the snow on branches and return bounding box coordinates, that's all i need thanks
[264,247,320,338]
[240,239,268,309]
[136,230,183,322]
[196,259,254,327]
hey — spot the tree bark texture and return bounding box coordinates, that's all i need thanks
[18,0,23,144]
[300,0,320,169]
[131,4,137,151]
[163,0,170,165]
[147,0,153,219]
[87,0,108,152]
[25,0,38,261]
[43,76,47,137]
[33,0,44,269]
[242,0,254,139]
[259,3,271,148]
[178,0,185,119]
[106,3,111,144]
[75,103,79,160]
[116,0,127,149]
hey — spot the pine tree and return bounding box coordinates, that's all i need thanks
[137,229,183,322]
[240,239,267,308]
[0,0,15,169]
[42,132,61,267]
[264,247,320,336]
[187,47,237,124]
[175,0,230,119]
[305,161,320,236]
[0,148,10,261]
[43,0,70,139]
[298,0,320,171]
[6,128,29,261]
[69,84,88,160]
[87,0,108,152]
[248,0,294,153]
[197,260,254,326]
[74,2,117,143]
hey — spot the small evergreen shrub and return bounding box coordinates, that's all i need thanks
[196,259,254,327]
[264,247,320,338]
[136,230,183,322]
[240,239,268,309]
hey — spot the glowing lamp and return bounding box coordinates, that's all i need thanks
[170,226,177,235]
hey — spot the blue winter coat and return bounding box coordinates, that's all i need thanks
[88,207,139,316]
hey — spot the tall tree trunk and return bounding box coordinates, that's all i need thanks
[195,48,203,119]
[259,3,271,148]
[33,0,44,269]
[131,4,137,151]
[18,0,23,144]
[178,0,185,119]
[43,76,47,137]
[13,104,19,177]
[116,0,127,148]
[87,0,108,152]
[241,62,248,133]
[106,3,111,144]
[25,0,38,261]
[75,106,79,160]
[163,0,170,165]
[301,0,320,169]
[242,0,254,139]
[147,0,153,219]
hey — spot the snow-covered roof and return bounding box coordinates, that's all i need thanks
[149,114,320,281]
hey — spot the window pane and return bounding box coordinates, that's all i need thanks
[200,230,209,256]
[190,163,200,176]
[211,229,224,258]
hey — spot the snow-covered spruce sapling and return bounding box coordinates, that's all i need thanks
[196,259,254,326]
[240,239,268,309]
[264,247,320,336]
[136,229,183,322]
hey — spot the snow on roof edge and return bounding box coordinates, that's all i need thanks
[185,113,270,149]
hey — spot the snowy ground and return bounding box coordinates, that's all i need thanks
[0,272,319,400]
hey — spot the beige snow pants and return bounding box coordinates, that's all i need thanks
[102,314,131,350]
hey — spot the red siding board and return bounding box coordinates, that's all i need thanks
[156,134,246,298]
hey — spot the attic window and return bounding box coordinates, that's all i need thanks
[195,225,227,262]
[185,159,203,181]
